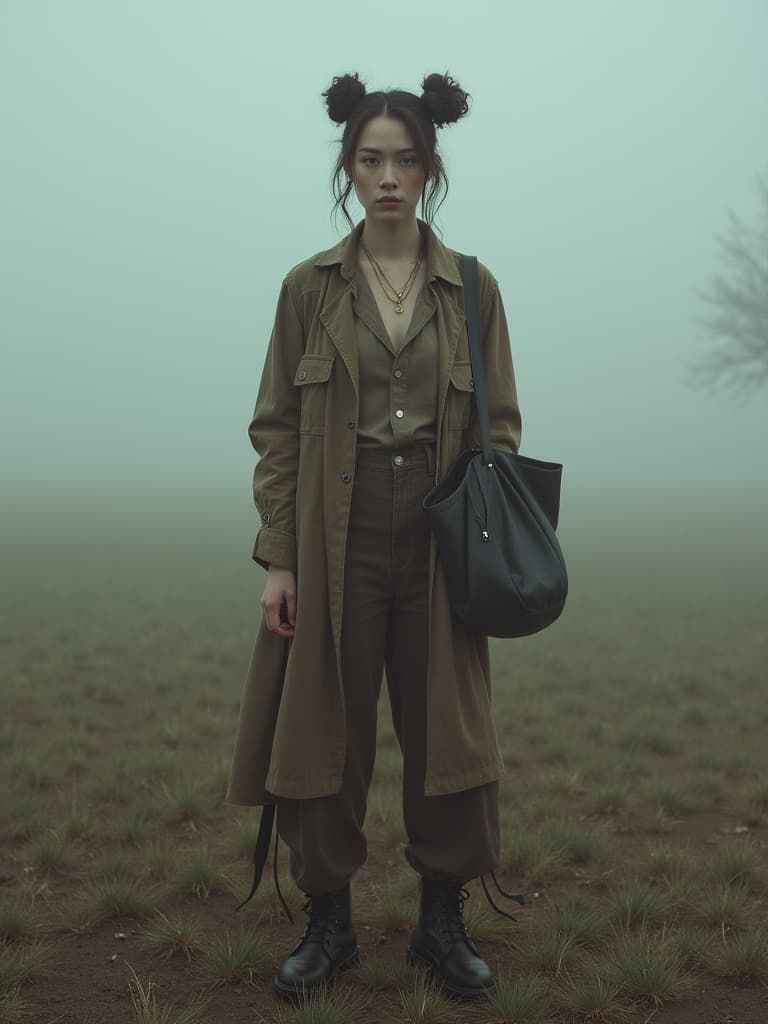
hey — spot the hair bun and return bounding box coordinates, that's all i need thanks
[420,72,470,128]
[323,73,366,125]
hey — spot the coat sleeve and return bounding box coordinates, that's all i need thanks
[467,264,522,454]
[248,276,304,573]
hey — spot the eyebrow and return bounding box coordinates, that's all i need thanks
[357,147,417,155]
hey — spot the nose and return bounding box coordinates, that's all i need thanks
[379,159,399,186]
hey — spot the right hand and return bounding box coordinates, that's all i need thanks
[261,565,296,638]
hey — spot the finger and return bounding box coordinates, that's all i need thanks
[286,592,297,626]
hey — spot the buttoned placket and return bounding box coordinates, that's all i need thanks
[352,269,437,448]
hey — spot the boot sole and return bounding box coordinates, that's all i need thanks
[273,946,361,1003]
[406,945,495,1001]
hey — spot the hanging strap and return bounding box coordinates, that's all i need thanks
[234,803,275,911]
[234,803,295,925]
[459,254,493,466]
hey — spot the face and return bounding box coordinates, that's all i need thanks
[346,114,428,222]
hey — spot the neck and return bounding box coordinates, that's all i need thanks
[360,217,423,262]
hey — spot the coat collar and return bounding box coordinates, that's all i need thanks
[313,218,464,287]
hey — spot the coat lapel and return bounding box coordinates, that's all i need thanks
[319,291,359,399]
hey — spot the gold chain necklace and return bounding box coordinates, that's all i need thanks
[361,244,424,313]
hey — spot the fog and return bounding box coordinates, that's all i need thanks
[2,0,767,528]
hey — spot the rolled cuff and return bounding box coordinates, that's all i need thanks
[251,526,297,574]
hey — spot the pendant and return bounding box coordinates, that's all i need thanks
[394,302,404,314]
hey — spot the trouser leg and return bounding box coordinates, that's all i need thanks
[384,448,500,883]
[275,454,391,895]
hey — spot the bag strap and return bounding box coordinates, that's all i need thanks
[459,254,493,465]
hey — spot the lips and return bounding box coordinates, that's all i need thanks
[377,197,402,203]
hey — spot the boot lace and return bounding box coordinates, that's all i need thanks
[297,894,339,945]
[479,870,526,921]
[437,886,472,941]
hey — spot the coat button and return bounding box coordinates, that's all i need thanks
[262,512,271,524]
[393,455,404,466]
[393,369,403,379]
[341,472,352,483]
[394,409,404,418]
[346,420,355,429]
[297,370,307,381]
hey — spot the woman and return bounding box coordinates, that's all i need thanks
[226,71,523,1002]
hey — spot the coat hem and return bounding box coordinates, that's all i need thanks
[424,758,505,797]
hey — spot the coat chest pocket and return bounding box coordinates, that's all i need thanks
[446,360,475,429]
[294,354,335,435]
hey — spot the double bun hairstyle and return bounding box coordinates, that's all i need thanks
[322,72,470,229]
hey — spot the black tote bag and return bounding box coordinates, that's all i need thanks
[422,255,568,638]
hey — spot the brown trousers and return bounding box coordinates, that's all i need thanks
[276,443,500,895]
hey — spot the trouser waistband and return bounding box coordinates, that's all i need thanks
[354,442,436,477]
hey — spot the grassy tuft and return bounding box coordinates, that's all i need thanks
[640,842,697,887]
[610,927,692,1006]
[271,982,368,1024]
[0,938,51,990]
[503,830,565,881]
[669,926,717,971]
[524,929,578,976]
[355,955,419,992]
[696,883,754,932]
[590,783,630,816]
[140,839,178,880]
[555,963,628,1019]
[160,786,213,825]
[705,838,762,890]
[78,877,159,926]
[485,971,552,1023]
[609,881,674,929]
[550,893,610,949]
[540,820,614,871]
[166,847,231,899]
[140,910,203,961]
[462,899,516,943]
[0,901,36,944]
[196,926,271,987]
[23,829,76,872]
[711,929,768,982]
[398,972,458,1023]
[368,876,418,931]
[0,987,28,1024]
[126,963,209,1024]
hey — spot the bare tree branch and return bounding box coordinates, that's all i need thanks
[688,172,768,397]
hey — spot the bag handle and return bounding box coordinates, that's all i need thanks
[459,255,493,466]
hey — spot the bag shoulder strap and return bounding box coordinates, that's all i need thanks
[459,254,493,463]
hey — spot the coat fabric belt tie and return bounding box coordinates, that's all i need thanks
[234,804,526,924]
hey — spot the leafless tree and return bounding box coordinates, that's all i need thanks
[689,174,768,395]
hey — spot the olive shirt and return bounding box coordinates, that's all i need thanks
[351,243,439,449]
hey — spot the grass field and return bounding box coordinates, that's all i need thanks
[1,481,767,1023]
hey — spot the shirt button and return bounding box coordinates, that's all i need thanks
[395,409,404,418]
[393,369,403,379]
[393,455,404,466]
[341,472,352,483]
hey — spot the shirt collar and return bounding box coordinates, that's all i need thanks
[313,218,463,287]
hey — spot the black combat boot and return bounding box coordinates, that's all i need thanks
[274,883,360,1001]
[406,877,494,1000]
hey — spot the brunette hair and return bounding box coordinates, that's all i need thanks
[322,72,470,230]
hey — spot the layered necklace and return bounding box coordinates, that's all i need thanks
[361,243,424,314]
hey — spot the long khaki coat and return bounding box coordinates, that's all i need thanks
[226,219,522,806]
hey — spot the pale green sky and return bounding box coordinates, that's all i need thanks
[2,0,767,494]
